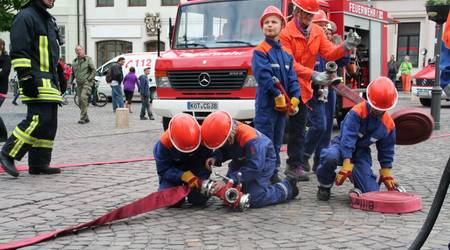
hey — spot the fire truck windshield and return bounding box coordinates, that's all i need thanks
[174,0,282,49]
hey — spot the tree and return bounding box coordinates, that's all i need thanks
[0,0,28,32]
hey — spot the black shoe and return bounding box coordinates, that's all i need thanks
[317,186,331,201]
[302,155,311,172]
[29,167,61,175]
[287,178,299,199]
[270,173,282,184]
[0,153,19,177]
[78,120,86,124]
[140,117,148,120]
[85,118,90,123]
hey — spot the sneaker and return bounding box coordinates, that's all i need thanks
[317,186,331,201]
[285,164,310,182]
[140,117,148,120]
[29,167,61,175]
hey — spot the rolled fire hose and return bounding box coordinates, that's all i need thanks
[409,156,450,249]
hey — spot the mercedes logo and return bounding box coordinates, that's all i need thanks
[198,72,211,87]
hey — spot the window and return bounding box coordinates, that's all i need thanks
[145,41,165,52]
[173,0,282,49]
[161,0,179,6]
[97,0,113,7]
[129,0,146,6]
[58,25,66,61]
[397,22,420,68]
[96,40,132,67]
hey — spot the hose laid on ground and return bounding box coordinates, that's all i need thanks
[0,185,190,250]
[409,157,450,250]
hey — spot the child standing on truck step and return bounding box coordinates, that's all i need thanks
[252,6,301,184]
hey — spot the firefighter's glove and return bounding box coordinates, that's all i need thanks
[335,161,353,186]
[344,29,361,51]
[312,71,331,86]
[274,94,288,112]
[378,168,397,191]
[288,97,300,116]
[17,68,38,98]
[181,171,201,189]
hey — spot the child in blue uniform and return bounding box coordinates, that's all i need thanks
[201,111,298,208]
[315,77,399,200]
[153,113,212,206]
[252,6,301,183]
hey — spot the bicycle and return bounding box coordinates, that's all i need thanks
[74,80,108,107]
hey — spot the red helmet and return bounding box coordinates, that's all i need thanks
[168,113,201,153]
[367,77,398,111]
[312,9,328,24]
[201,111,233,150]
[292,0,320,14]
[260,6,286,28]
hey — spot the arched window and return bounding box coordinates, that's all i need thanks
[145,40,165,52]
[96,40,132,66]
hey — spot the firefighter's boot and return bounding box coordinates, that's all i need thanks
[0,152,19,177]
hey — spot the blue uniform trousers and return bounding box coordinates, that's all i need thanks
[286,102,308,167]
[254,109,287,175]
[315,139,380,193]
[304,94,327,159]
[313,89,336,167]
[227,167,294,208]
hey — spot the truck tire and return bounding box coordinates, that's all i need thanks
[162,117,171,131]
[419,98,431,107]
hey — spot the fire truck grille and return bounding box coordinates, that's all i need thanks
[168,70,247,90]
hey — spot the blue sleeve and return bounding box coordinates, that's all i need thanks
[287,54,300,99]
[376,129,396,168]
[153,141,184,182]
[339,111,361,159]
[228,140,265,183]
[440,42,450,88]
[252,50,281,97]
[336,55,351,68]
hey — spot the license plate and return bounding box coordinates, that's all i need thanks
[417,89,430,97]
[187,101,218,110]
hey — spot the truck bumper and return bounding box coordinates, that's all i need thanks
[153,99,255,120]
[412,86,448,99]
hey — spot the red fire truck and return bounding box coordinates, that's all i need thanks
[154,0,389,129]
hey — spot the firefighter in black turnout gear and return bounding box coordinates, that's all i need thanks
[0,0,66,177]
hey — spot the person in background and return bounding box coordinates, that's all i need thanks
[387,55,398,86]
[69,45,96,124]
[440,12,450,98]
[11,72,19,105]
[399,56,412,92]
[109,57,125,112]
[64,63,72,95]
[0,38,11,108]
[123,67,139,113]
[138,67,154,120]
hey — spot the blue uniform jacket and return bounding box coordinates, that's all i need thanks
[252,38,300,112]
[440,42,450,89]
[212,122,275,185]
[338,102,396,168]
[153,131,212,185]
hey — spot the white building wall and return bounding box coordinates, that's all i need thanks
[368,0,437,74]
[85,0,178,68]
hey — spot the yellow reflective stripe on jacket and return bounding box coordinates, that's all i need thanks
[11,58,31,69]
[39,36,49,72]
[32,139,53,149]
[20,95,63,102]
[10,115,39,157]
[42,78,51,88]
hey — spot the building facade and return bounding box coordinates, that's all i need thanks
[85,0,179,68]
[357,0,437,74]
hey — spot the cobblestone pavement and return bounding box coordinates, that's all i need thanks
[0,93,449,249]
